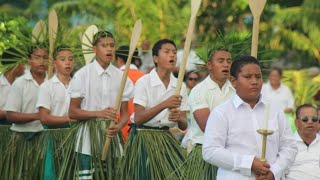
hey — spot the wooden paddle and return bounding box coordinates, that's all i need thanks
[101,19,142,160]
[248,0,267,58]
[32,20,46,43]
[48,9,58,78]
[82,25,98,64]
[174,0,202,95]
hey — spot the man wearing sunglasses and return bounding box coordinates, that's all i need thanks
[285,104,320,179]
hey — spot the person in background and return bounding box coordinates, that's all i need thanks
[138,39,154,73]
[115,45,144,141]
[0,47,25,124]
[285,104,320,179]
[184,71,200,94]
[261,67,295,131]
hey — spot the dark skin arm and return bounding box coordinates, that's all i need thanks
[39,107,75,126]
[193,108,210,132]
[69,98,117,120]
[134,95,182,125]
[0,110,6,120]
[6,111,39,124]
[168,108,188,130]
[106,102,129,138]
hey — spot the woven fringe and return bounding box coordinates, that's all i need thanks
[184,145,217,180]
[117,128,186,180]
[57,119,122,180]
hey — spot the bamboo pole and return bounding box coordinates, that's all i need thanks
[248,0,267,58]
[48,10,58,78]
[101,19,142,160]
[82,25,98,64]
[174,0,202,95]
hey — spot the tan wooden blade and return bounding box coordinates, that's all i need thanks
[48,9,58,78]
[248,0,267,18]
[32,20,46,43]
[101,19,142,160]
[175,0,202,95]
[82,25,98,64]
[248,0,267,58]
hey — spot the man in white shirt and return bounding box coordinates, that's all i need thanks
[3,45,48,179]
[203,56,297,180]
[182,49,235,180]
[285,104,320,180]
[68,31,134,179]
[5,46,48,133]
[0,47,25,124]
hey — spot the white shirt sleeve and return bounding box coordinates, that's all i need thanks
[133,77,148,107]
[189,86,209,113]
[202,108,255,176]
[4,79,23,112]
[286,87,295,109]
[180,83,189,111]
[269,111,297,180]
[68,74,85,98]
[36,83,51,110]
[122,78,134,102]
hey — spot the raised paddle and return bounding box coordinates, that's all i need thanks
[248,0,267,58]
[32,20,46,43]
[174,0,202,95]
[101,19,142,160]
[48,9,58,78]
[82,25,98,64]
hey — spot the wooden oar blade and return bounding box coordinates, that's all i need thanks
[48,10,58,43]
[32,20,46,43]
[129,19,142,54]
[191,0,202,16]
[248,0,267,17]
[82,25,98,64]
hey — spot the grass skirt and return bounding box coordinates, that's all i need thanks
[184,145,217,180]
[58,119,122,180]
[117,125,186,180]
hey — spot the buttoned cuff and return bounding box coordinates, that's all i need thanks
[234,154,255,176]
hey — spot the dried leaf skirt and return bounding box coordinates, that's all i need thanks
[184,145,217,180]
[117,125,186,180]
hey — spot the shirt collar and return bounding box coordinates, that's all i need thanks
[120,64,138,71]
[232,93,265,109]
[93,59,112,76]
[0,74,9,85]
[150,68,177,88]
[205,76,235,91]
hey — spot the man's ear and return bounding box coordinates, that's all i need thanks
[230,76,236,88]
[153,55,158,64]
[92,46,96,54]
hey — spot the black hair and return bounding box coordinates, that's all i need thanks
[270,66,283,77]
[93,31,114,46]
[184,71,200,82]
[230,55,260,79]
[295,104,316,119]
[53,45,72,60]
[152,39,176,67]
[115,45,139,64]
[1,47,22,65]
[27,43,48,58]
[207,48,230,62]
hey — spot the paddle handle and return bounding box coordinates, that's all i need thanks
[251,15,260,58]
[101,123,114,160]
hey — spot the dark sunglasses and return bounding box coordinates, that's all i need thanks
[188,77,198,81]
[300,116,319,123]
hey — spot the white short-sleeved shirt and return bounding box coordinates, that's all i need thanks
[68,60,134,155]
[0,74,11,110]
[203,94,297,180]
[132,68,189,128]
[261,82,295,111]
[4,70,45,132]
[181,76,235,147]
[36,75,70,117]
[286,133,320,180]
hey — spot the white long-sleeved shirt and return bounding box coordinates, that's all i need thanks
[203,94,297,180]
[285,133,320,180]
